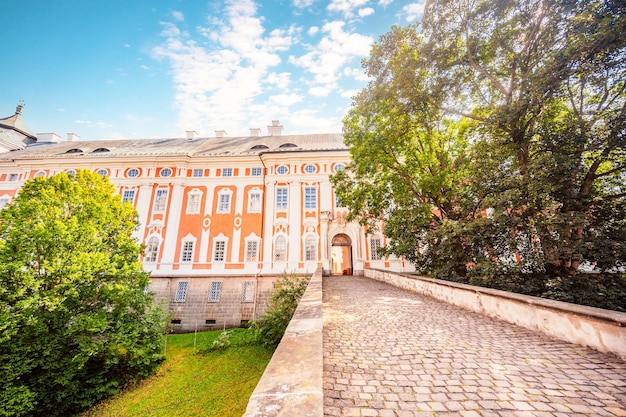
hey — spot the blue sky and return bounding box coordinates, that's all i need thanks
[1,0,425,140]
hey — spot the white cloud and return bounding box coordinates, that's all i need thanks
[171,10,184,21]
[340,89,360,99]
[343,66,368,82]
[152,0,298,135]
[289,20,372,94]
[308,26,319,36]
[402,1,426,22]
[358,7,375,17]
[293,0,317,7]
[378,0,393,7]
[327,0,369,18]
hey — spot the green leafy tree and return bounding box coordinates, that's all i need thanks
[333,0,626,279]
[0,170,168,417]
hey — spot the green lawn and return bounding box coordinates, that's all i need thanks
[83,329,273,417]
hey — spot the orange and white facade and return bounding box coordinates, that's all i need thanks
[0,111,413,330]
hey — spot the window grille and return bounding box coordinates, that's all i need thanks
[251,167,262,176]
[174,281,189,302]
[370,238,382,260]
[213,241,226,262]
[275,236,286,261]
[181,241,194,262]
[246,241,258,262]
[222,168,233,177]
[209,281,222,302]
[192,168,203,177]
[242,281,255,302]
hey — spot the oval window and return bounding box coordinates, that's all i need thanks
[127,168,140,178]
[334,163,345,172]
[276,165,289,175]
[160,168,172,177]
[96,168,108,176]
[304,164,316,174]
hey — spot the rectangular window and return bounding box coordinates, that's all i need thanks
[209,281,222,302]
[245,241,258,262]
[304,187,317,209]
[335,194,341,208]
[181,241,194,262]
[122,190,135,204]
[276,187,288,210]
[186,194,201,214]
[213,240,226,262]
[0,198,10,210]
[251,167,262,176]
[274,237,286,261]
[248,192,261,212]
[305,237,316,261]
[370,238,382,261]
[222,168,233,177]
[8,173,18,182]
[192,168,204,177]
[242,281,255,302]
[218,194,230,212]
[154,189,168,212]
[174,281,189,302]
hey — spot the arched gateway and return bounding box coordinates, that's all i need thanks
[331,233,353,275]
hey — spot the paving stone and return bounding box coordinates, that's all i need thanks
[322,276,626,417]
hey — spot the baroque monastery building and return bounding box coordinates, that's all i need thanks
[0,106,412,331]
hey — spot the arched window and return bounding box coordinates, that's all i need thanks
[274,236,287,261]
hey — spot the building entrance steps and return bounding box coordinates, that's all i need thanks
[323,275,626,417]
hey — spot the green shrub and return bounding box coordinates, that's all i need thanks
[250,272,310,348]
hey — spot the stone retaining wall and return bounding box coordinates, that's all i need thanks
[365,268,626,359]
[244,268,324,417]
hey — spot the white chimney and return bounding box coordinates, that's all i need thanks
[215,130,227,138]
[250,128,261,137]
[36,133,61,143]
[67,133,80,142]
[186,130,198,140]
[267,120,283,136]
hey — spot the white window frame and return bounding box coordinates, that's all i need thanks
[304,187,317,209]
[96,168,108,176]
[304,235,317,261]
[213,240,227,262]
[0,196,11,210]
[251,167,262,176]
[34,171,46,178]
[276,187,288,211]
[174,281,189,302]
[304,164,316,174]
[370,237,383,261]
[8,173,18,182]
[122,189,136,204]
[217,189,233,214]
[248,189,262,213]
[181,240,195,263]
[242,281,255,303]
[186,190,203,214]
[145,236,160,263]
[153,189,168,212]
[192,168,203,177]
[222,168,233,177]
[245,240,259,262]
[274,236,287,261]
[334,163,345,172]
[276,165,288,175]
[160,167,172,177]
[209,281,222,302]
[127,168,139,178]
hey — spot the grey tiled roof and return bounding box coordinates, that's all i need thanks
[0,133,347,160]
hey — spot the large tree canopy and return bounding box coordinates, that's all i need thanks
[333,0,626,280]
[0,170,168,417]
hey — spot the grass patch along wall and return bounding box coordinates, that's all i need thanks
[83,329,273,417]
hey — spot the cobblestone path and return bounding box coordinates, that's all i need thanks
[323,275,626,417]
